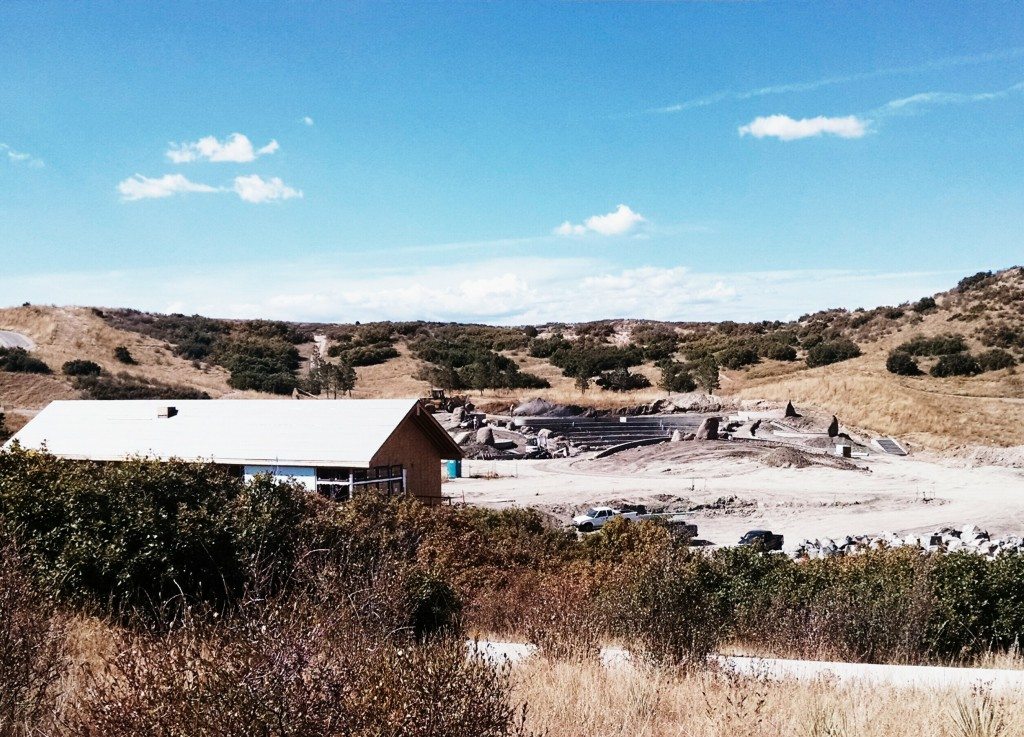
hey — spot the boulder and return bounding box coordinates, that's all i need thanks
[453,431,473,445]
[683,433,696,441]
[451,406,465,423]
[670,429,683,442]
[785,400,800,418]
[475,426,495,446]
[694,417,720,441]
[827,415,840,438]
[750,419,762,437]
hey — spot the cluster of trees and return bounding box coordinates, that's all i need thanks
[887,333,1016,378]
[326,325,400,367]
[413,335,548,392]
[0,347,50,374]
[102,311,310,395]
[657,356,720,394]
[304,350,358,398]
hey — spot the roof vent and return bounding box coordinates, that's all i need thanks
[157,406,178,419]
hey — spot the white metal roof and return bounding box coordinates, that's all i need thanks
[4,399,427,468]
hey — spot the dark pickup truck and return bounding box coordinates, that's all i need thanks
[738,529,784,551]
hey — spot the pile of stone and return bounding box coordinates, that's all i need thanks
[790,525,1024,560]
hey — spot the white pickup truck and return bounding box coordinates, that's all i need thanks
[571,506,637,531]
[571,506,698,537]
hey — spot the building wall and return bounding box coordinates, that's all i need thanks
[371,413,444,503]
[243,465,317,491]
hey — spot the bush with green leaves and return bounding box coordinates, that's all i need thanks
[73,373,210,400]
[413,336,548,391]
[930,352,982,378]
[957,270,994,293]
[0,448,307,614]
[977,348,1016,372]
[113,345,137,364]
[0,347,51,374]
[912,296,937,312]
[886,351,922,376]
[805,339,862,368]
[594,368,652,392]
[759,341,798,361]
[897,333,968,357]
[218,337,300,394]
[62,359,102,377]
[716,344,759,370]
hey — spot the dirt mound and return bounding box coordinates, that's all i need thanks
[760,446,813,469]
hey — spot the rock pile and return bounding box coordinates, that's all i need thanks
[790,525,1023,560]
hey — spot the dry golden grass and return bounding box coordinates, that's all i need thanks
[348,342,431,399]
[515,657,1024,737]
[0,306,236,409]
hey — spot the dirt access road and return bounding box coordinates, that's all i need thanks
[451,447,1024,546]
[0,330,35,350]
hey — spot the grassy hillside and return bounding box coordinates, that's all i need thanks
[3,267,1022,450]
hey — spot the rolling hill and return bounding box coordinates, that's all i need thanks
[2,266,1022,453]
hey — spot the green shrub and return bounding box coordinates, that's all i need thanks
[957,271,994,293]
[0,348,51,374]
[897,333,968,356]
[62,359,102,377]
[759,341,797,362]
[805,339,861,368]
[912,296,937,312]
[594,368,652,392]
[716,345,759,370]
[930,353,982,377]
[977,348,1016,372]
[73,373,211,400]
[886,351,922,376]
[0,449,307,614]
[113,346,137,364]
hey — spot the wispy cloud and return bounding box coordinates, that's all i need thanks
[871,80,1024,118]
[117,173,220,201]
[738,114,868,141]
[301,116,315,126]
[232,174,303,203]
[166,133,279,163]
[118,173,302,203]
[0,143,44,168]
[554,204,646,237]
[650,47,1024,114]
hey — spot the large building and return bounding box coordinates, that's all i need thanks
[3,398,461,504]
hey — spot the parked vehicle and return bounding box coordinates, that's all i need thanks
[571,506,698,537]
[572,506,636,532]
[738,529,784,551]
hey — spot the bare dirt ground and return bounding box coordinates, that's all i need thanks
[451,441,1024,546]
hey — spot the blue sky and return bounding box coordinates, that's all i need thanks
[1,1,1022,323]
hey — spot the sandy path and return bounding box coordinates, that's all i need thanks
[452,452,1024,546]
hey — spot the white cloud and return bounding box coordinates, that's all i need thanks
[166,133,279,163]
[232,174,302,203]
[738,115,868,141]
[0,255,961,326]
[117,173,220,201]
[301,116,315,126]
[554,204,646,237]
[1,143,44,167]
